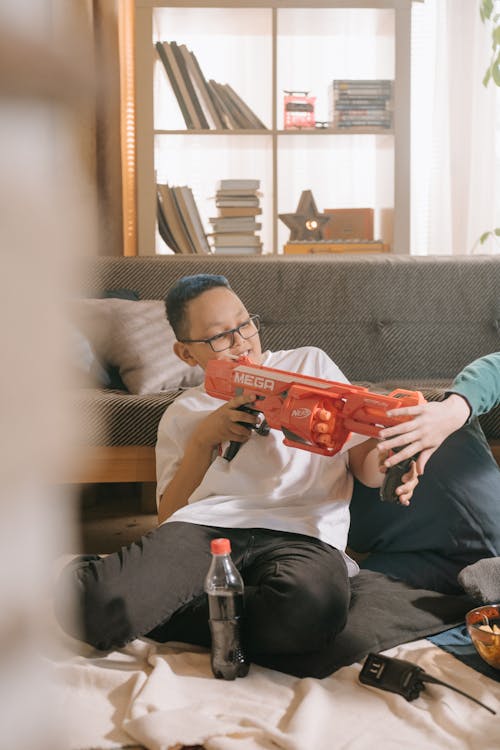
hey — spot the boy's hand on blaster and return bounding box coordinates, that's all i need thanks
[378,447,419,506]
[194,393,258,450]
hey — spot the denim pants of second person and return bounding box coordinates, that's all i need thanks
[55,521,351,678]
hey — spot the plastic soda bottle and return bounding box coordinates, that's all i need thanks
[204,537,249,680]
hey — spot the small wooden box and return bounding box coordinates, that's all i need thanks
[283,241,388,255]
[323,208,374,241]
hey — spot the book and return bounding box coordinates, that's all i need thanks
[222,83,267,130]
[173,186,210,254]
[334,79,393,90]
[209,218,261,232]
[170,187,198,253]
[217,206,262,217]
[159,42,201,129]
[157,193,182,253]
[334,100,392,110]
[180,185,211,254]
[218,179,260,191]
[170,41,209,129]
[212,245,263,255]
[335,112,392,126]
[155,42,194,129]
[216,198,260,207]
[207,80,242,129]
[209,80,246,128]
[181,46,225,130]
[216,190,260,199]
[322,208,374,241]
[157,183,195,254]
[336,120,392,128]
[211,233,261,246]
[283,240,388,254]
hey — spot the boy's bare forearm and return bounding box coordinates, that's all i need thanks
[349,439,384,488]
[157,394,257,524]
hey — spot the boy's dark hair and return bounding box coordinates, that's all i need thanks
[165,274,231,340]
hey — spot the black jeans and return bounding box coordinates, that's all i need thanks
[55,522,350,678]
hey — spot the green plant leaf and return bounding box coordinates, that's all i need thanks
[494,228,500,237]
[493,25,500,44]
[482,0,494,20]
[492,51,500,85]
[480,231,492,244]
[483,67,492,86]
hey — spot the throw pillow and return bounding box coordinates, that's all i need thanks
[74,298,203,395]
[68,322,110,387]
[348,419,500,594]
[75,288,140,389]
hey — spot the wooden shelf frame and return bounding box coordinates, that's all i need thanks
[135,0,421,255]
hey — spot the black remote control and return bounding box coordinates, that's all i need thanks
[360,652,495,714]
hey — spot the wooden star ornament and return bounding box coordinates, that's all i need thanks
[279,190,331,241]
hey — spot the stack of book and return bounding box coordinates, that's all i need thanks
[155,41,267,130]
[209,179,263,255]
[330,80,393,129]
[157,183,210,254]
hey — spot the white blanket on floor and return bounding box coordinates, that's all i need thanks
[49,636,500,750]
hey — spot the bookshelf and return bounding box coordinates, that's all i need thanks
[135,0,422,255]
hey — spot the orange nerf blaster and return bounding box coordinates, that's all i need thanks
[205,356,426,503]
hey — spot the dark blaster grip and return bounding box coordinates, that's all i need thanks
[380,446,418,504]
[224,404,267,462]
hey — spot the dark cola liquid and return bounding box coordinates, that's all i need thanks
[208,592,249,680]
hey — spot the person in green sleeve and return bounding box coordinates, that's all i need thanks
[377,352,500,475]
[377,351,500,604]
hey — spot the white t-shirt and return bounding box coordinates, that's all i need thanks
[155,347,366,576]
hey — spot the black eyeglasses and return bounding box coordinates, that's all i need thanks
[179,314,261,352]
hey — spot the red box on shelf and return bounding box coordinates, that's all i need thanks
[283,91,316,129]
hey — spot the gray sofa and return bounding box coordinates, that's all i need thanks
[70,253,500,485]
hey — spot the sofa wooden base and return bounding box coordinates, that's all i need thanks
[64,446,156,484]
[65,440,500,485]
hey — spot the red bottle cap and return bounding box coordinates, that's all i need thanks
[210,538,231,555]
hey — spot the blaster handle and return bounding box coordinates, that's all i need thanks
[380,447,419,503]
[223,405,269,462]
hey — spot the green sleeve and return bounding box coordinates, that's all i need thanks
[450,352,500,418]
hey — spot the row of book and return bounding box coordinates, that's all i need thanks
[157,184,210,254]
[330,79,393,129]
[209,179,263,255]
[156,41,266,130]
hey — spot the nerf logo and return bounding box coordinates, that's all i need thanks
[291,408,311,419]
[234,372,275,391]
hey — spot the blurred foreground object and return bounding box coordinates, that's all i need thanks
[0,2,95,748]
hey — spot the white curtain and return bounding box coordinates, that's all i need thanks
[411,0,499,255]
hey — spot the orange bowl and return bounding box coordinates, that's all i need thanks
[466,604,500,670]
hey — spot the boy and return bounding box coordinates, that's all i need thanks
[56,274,418,678]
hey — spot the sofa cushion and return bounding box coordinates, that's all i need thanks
[75,388,182,446]
[348,418,500,593]
[74,298,204,395]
